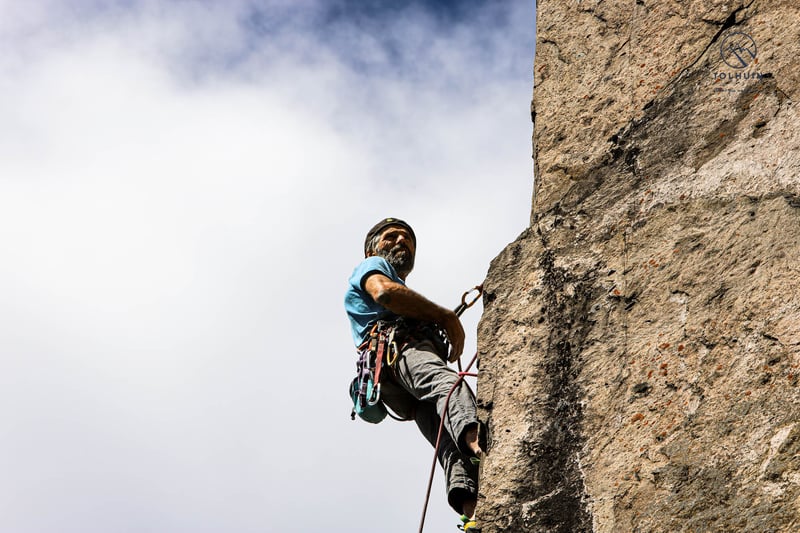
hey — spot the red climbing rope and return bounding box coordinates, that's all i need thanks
[417,351,479,533]
[415,285,483,533]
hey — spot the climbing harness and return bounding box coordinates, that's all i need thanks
[349,285,483,424]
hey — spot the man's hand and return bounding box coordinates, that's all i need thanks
[439,309,465,362]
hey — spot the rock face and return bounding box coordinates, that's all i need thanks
[476,1,800,531]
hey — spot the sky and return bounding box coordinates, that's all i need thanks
[0,1,535,531]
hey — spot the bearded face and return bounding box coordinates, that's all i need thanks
[379,242,415,275]
[370,226,416,276]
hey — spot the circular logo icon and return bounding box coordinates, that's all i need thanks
[720,31,757,69]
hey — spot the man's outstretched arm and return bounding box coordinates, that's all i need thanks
[364,273,465,360]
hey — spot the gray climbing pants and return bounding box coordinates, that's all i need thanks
[379,339,479,514]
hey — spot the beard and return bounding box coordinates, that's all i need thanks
[379,244,415,275]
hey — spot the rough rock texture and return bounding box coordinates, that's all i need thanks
[476,1,800,531]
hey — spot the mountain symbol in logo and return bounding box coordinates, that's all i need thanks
[720,32,758,69]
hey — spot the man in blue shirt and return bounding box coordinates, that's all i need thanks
[344,218,482,527]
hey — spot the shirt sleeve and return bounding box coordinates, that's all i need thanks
[344,256,404,345]
[349,256,400,292]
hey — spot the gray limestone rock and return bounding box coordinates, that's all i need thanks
[476,1,800,531]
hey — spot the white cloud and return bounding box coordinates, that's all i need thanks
[0,1,534,531]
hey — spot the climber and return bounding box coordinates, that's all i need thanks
[344,218,482,531]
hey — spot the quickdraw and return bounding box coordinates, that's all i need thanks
[454,284,483,317]
[453,285,483,373]
[386,327,399,367]
[371,327,384,405]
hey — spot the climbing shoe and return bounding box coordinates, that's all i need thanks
[457,515,481,532]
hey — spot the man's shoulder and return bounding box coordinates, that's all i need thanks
[349,256,400,288]
[358,256,392,271]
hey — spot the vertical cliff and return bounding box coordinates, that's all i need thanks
[477,1,800,531]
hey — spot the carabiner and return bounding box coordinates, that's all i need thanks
[387,341,399,366]
[367,381,381,406]
[454,285,483,317]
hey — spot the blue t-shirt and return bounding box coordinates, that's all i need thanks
[344,256,405,346]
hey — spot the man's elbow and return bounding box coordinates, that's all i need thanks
[374,287,393,307]
[365,275,403,308]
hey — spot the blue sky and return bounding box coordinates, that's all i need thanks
[0,1,535,531]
